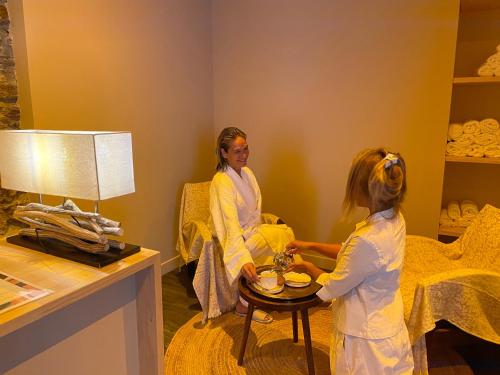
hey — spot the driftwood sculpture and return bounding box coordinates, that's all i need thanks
[13,200,124,254]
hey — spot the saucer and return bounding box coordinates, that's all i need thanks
[254,282,284,294]
[285,280,311,288]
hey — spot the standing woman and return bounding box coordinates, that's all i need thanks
[209,127,295,324]
[287,148,414,374]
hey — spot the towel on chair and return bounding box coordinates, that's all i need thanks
[463,120,480,135]
[448,123,463,141]
[485,144,500,158]
[460,200,479,220]
[447,201,461,220]
[467,144,485,157]
[479,118,500,134]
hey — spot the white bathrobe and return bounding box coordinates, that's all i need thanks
[316,209,414,374]
[209,166,294,284]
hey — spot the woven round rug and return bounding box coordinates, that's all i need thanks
[165,306,332,374]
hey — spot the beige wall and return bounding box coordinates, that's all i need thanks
[9,0,214,268]
[212,0,459,242]
[8,0,462,268]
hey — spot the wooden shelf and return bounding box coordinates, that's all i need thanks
[453,76,500,85]
[460,0,500,12]
[438,225,465,237]
[445,156,500,164]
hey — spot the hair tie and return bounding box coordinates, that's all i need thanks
[383,153,399,169]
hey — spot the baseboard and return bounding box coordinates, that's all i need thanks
[301,253,336,271]
[161,255,180,275]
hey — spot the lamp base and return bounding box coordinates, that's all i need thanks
[7,234,140,268]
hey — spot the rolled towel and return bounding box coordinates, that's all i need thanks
[495,65,500,77]
[460,200,479,219]
[455,217,472,228]
[474,132,496,146]
[455,133,475,146]
[446,142,471,156]
[487,52,500,64]
[462,120,480,135]
[466,144,485,157]
[439,208,455,226]
[484,144,500,158]
[496,129,500,144]
[447,123,463,141]
[478,63,495,77]
[447,201,461,220]
[479,118,500,133]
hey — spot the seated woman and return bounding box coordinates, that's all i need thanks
[209,127,295,324]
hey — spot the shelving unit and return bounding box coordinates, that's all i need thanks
[439,2,500,239]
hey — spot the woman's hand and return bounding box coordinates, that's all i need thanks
[286,260,313,274]
[241,262,259,283]
[286,240,311,255]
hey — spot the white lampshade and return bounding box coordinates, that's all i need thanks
[0,130,135,201]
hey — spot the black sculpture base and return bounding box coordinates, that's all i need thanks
[7,234,140,268]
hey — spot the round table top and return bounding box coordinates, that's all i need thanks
[238,267,323,312]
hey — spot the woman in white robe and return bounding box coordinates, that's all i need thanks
[209,127,294,323]
[287,149,414,374]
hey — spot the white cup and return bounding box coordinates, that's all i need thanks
[259,270,277,290]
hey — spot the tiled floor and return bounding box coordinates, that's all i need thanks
[163,267,500,374]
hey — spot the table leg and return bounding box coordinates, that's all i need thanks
[301,309,315,375]
[238,303,254,365]
[292,311,298,343]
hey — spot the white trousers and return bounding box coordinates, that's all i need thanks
[330,326,414,374]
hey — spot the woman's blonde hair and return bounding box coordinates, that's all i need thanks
[343,148,406,217]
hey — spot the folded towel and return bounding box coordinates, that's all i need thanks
[478,63,495,77]
[446,142,471,156]
[487,52,500,64]
[467,144,485,157]
[439,208,455,226]
[475,132,496,146]
[460,200,479,220]
[455,133,475,146]
[447,201,461,220]
[484,144,500,158]
[479,118,500,133]
[447,123,463,141]
[455,217,472,228]
[462,120,480,135]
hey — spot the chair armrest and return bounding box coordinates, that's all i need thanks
[261,213,282,225]
[182,220,213,263]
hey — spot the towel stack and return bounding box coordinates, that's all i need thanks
[439,200,480,228]
[477,44,500,77]
[446,118,500,158]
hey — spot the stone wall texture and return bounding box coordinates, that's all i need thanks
[0,0,27,234]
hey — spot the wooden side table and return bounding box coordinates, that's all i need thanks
[238,275,323,375]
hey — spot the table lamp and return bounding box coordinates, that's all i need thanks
[0,130,140,267]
